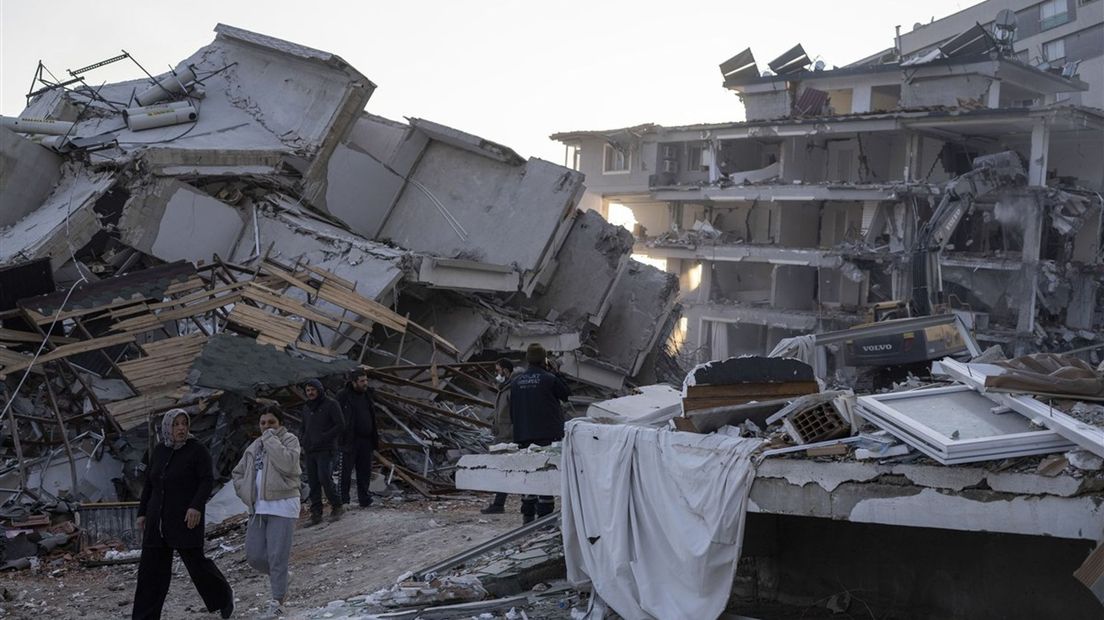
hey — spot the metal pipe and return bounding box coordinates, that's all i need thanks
[1,116,74,135]
[134,66,196,106]
[126,105,197,131]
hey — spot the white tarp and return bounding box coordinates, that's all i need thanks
[561,419,762,620]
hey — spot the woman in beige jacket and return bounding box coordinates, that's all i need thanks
[231,407,301,617]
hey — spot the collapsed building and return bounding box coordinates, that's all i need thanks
[0,24,680,523]
[552,20,1104,376]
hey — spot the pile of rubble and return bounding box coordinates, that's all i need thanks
[453,342,1104,618]
[0,24,679,541]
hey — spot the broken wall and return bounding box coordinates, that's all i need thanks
[591,261,679,375]
[118,179,244,263]
[901,74,995,109]
[378,141,582,289]
[0,128,62,227]
[523,209,633,327]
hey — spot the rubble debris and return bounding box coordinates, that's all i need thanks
[765,391,852,445]
[676,356,819,432]
[856,384,1075,464]
[0,24,684,543]
[934,358,1104,458]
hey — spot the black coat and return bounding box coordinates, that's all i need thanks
[137,439,214,549]
[337,385,379,451]
[509,366,570,445]
[300,394,345,454]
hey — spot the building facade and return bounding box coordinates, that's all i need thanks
[898,0,1104,110]
[553,9,1104,372]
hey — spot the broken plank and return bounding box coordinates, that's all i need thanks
[369,370,493,408]
[374,390,493,428]
[300,263,357,291]
[22,297,149,326]
[242,283,344,330]
[0,332,135,378]
[0,328,77,345]
[375,453,433,498]
[228,303,303,343]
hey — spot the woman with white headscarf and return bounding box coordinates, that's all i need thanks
[132,408,235,619]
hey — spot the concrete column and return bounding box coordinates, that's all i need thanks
[1028,119,1051,187]
[668,202,683,233]
[1067,274,1099,331]
[852,85,873,113]
[698,260,713,304]
[904,132,923,182]
[707,141,720,184]
[1015,195,1044,350]
[986,80,1002,108]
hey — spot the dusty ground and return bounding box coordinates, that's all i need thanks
[0,495,536,619]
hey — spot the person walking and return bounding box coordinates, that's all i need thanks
[482,358,519,515]
[231,407,301,617]
[132,409,234,620]
[336,369,379,508]
[510,344,570,523]
[299,378,344,526]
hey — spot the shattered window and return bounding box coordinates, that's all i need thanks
[603,143,630,173]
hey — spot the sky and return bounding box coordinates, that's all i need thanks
[0,0,976,164]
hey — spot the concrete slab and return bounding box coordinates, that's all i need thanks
[0,127,62,227]
[118,179,245,263]
[591,260,679,375]
[586,384,683,424]
[0,167,114,269]
[455,451,560,496]
[523,209,633,327]
[377,140,582,294]
[457,449,1104,540]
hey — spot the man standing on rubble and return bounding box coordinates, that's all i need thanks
[510,344,570,523]
[337,369,379,508]
[300,378,344,526]
[482,358,520,514]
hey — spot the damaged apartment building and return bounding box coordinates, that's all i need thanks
[553,7,1104,373]
[0,24,679,513]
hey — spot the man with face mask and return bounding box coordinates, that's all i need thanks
[337,369,379,508]
[481,358,519,514]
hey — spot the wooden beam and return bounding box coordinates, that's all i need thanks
[368,371,493,408]
[374,390,492,428]
[0,332,136,378]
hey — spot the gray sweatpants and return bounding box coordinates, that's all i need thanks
[245,513,295,602]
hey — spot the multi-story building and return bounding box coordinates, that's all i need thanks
[552,9,1104,370]
[898,0,1104,109]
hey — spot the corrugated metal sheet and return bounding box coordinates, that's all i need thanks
[78,502,141,550]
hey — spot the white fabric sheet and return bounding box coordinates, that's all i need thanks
[561,420,762,620]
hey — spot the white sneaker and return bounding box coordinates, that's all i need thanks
[262,599,285,617]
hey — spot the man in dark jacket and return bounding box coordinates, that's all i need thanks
[510,343,570,523]
[482,358,519,515]
[300,378,344,525]
[336,369,379,508]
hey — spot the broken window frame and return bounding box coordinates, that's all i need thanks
[603,143,631,175]
[855,384,1075,464]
